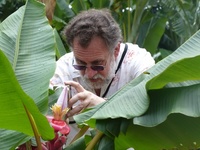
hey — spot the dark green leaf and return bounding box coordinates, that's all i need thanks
[116,114,200,150]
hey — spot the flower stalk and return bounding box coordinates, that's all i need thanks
[24,105,42,150]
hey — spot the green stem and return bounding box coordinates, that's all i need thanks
[24,105,42,150]
[25,140,32,150]
[86,130,104,150]
[70,125,90,144]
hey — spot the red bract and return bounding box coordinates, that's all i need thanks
[45,114,70,150]
[51,119,70,135]
[46,115,70,135]
[53,136,67,150]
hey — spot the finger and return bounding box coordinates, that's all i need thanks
[68,92,88,108]
[66,104,85,117]
[65,81,85,92]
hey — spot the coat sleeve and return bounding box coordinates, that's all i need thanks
[49,53,74,89]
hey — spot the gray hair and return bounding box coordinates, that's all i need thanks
[63,8,123,53]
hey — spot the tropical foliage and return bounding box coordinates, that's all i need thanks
[0,0,200,150]
[0,0,55,149]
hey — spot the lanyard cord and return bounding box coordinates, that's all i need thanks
[102,44,128,98]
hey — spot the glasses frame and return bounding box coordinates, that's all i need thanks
[72,58,107,71]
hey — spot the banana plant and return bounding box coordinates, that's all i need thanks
[0,0,57,149]
[156,0,200,57]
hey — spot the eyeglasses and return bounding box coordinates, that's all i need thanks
[72,59,106,71]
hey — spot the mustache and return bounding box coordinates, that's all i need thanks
[86,74,105,80]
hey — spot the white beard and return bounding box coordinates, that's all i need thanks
[81,56,117,89]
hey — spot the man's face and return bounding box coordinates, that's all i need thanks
[72,36,118,89]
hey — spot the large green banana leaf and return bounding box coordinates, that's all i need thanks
[0,50,54,148]
[0,0,56,113]
[75,29,200,122]
[0,0,56,149]
[73,29,200,149]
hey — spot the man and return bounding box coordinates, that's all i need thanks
[50,8,155,144]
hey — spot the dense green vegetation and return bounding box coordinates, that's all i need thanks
[0,0,200,149]
[1,0,199,60]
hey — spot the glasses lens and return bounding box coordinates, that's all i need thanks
[73,64,105,71]
[91,66,104,71]
[73,65,87,70]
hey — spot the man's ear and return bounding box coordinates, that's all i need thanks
[114,42,120,58]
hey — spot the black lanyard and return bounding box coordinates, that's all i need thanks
[102,44,128,97]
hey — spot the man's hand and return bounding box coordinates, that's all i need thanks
[65,81,106,117]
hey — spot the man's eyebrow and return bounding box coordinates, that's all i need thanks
[75,58,86,64]
[75,58,104,64]
[91,60,104,64]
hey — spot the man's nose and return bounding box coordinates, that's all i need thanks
[85,67,97,78]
